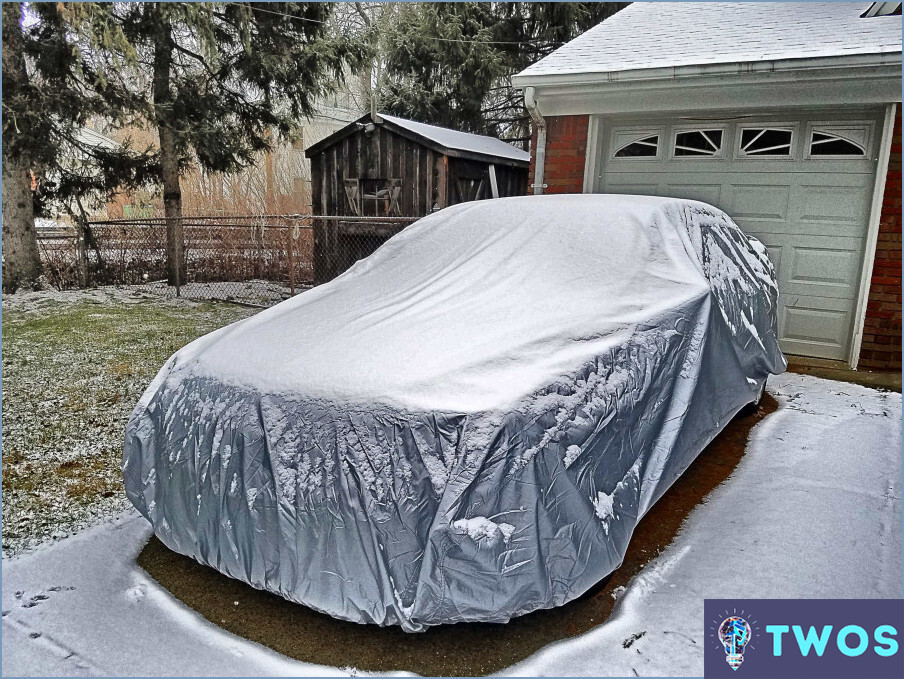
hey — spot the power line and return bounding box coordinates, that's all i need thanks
[224,2,562,47]
[224,1,328,24]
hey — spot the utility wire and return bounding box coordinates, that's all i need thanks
[224,2,563,47]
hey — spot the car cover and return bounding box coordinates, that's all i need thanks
[124,195,786,631]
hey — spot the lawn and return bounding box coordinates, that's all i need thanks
[1,288,259,556]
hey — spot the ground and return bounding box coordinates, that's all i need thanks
[2,293,900,679]
[1,287,259,555]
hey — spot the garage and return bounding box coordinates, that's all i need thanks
[512,2,902,369]
[597,110,883,360]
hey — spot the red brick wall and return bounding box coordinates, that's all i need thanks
[529,115,588,194]
[859,108,902,371]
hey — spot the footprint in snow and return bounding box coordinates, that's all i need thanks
[22,594,49,608]
[126,584,147,602]
[623,631,646,648]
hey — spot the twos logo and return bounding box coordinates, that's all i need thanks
[716,614,753,670]
[703,599,904,679]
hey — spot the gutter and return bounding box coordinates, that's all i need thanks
[524,86,547,195]
[512,51,902,89]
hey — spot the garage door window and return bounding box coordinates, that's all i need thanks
[614,134,659,158]
[808,131,867,157]
[674,129,723,157]
[739,128,793,157]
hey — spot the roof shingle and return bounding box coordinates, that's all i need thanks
[516,2,902,79]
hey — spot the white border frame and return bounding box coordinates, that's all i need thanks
[583,115,603,193]
[848,103,897,369]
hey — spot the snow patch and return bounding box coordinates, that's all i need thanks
[125,583,146,602]
[450,517,516,546]
[592,491,615,526]
[564,445,582,469]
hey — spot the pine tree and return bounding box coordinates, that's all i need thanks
[74,2,362,287]
[378,2,627,145]
[2,3,161,292]
[4,2,361,291]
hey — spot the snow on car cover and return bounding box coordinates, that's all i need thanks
[123,195,785,631]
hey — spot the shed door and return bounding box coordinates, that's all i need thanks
[597,111,881,361]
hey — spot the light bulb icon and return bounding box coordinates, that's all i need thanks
[718,615,751,670]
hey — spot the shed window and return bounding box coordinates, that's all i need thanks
[614,135,659,158]
[739,128,793,156]
[674,130,723,156]
[809,131,866,157]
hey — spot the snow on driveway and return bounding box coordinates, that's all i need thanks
[2,373,900,677]
[0,513,374,677]
[504,372,902,677]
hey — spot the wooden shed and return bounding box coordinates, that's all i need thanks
[305,113,531,283]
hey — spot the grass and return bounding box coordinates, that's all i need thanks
[2,293,258,555]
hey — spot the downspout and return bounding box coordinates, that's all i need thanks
[524,86,547,195]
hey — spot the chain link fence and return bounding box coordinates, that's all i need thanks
[37,214,417,307]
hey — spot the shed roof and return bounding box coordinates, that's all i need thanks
[305,114,530,165]
[514,2,902,83]
[76,127,120,151]
[380,115,530,163]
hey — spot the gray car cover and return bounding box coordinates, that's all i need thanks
[124,195,786,631]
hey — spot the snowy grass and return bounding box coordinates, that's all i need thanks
[2,287,260,556]
[132,279,312,307]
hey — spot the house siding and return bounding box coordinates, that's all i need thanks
[529,115,588,193]
[859,108,902,371]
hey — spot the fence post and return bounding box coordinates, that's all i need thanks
[287,221,295,296]
[313,216,327,285]
[165,214,182,297]
[254,218,264,280]
[75,213,88,288]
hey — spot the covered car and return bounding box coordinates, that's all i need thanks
[124,195,785,632]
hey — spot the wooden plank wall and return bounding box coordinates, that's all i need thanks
[447,158,528,203]
[311,125,528,283]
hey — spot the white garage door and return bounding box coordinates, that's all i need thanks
[597,111,882,361]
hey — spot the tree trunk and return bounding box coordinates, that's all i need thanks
[160,127,184,290]
[2,3,41,293]
[152,14,184,289]
[265,140,277,213]
[2,156,41,292]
